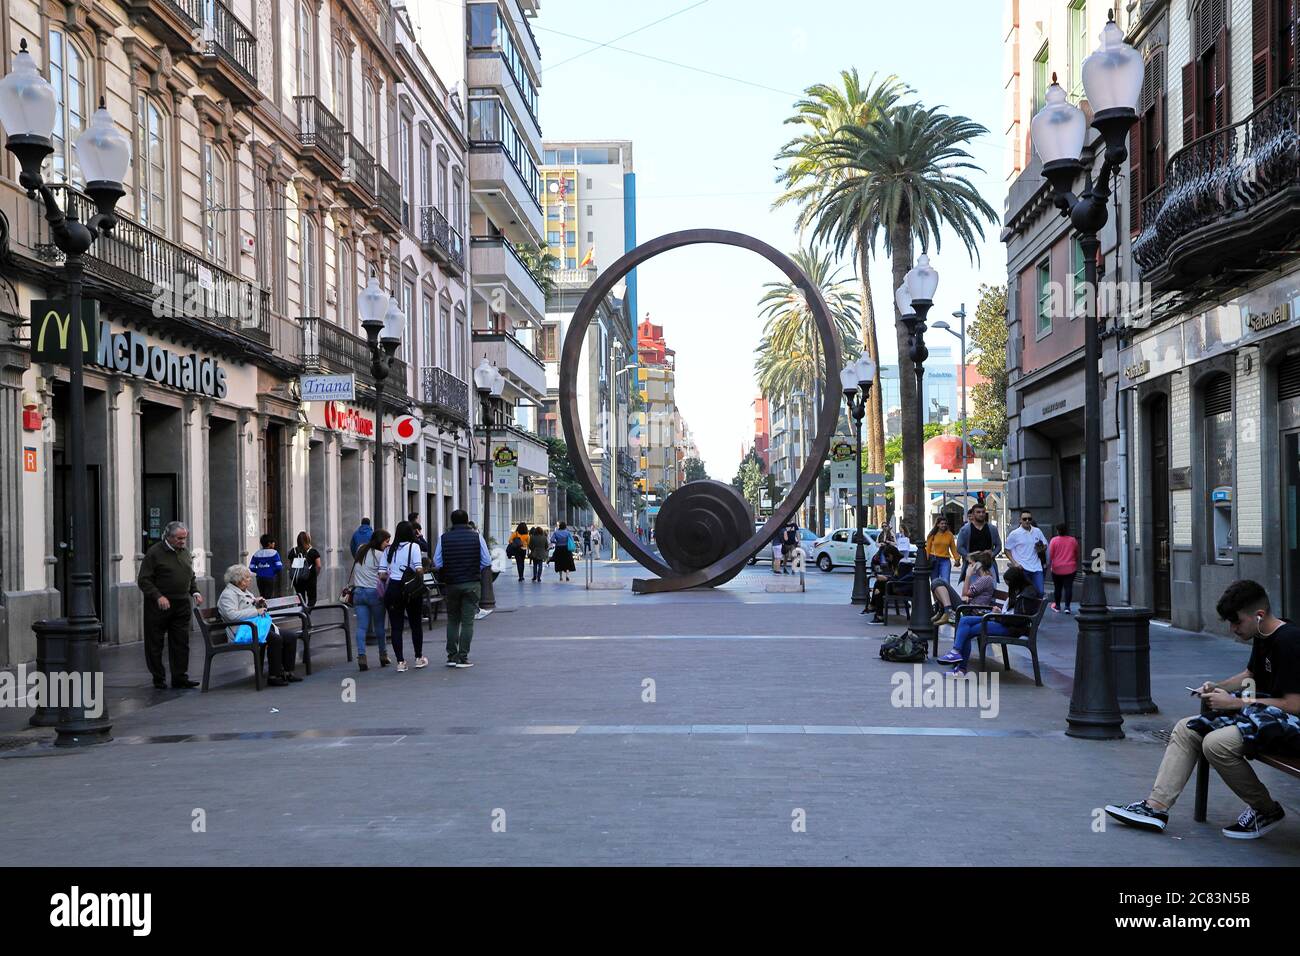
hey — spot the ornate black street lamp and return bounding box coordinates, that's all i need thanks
[473,357,505,609]
[840,354,877,605]
[897,255,940,650]
[1031,11,1143,740]
[3,40,130,745]
[359,278,401,531]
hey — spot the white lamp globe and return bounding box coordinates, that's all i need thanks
[904,254,940,302]
[381,297,403,344]
[895,283,915,318]
[854,354,877,387]
[358,277,388,331]
[1082,16,1145,115]
[74,101,131,184]
[839,364,859,395]
[0,41,56,140]
[1031,79,1087,165]
[474,357,496,394]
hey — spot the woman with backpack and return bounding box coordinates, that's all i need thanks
[550,522,577,582]
[347,528,390,671]
[384,520,427,672]
[528,526,548,582]
[287,531,322,608]
[937,565,1041,676]
[508,522,529,582]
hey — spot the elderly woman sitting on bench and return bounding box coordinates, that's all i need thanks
[217,564,301,687]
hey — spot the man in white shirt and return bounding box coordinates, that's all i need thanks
[1004,511,1049,597]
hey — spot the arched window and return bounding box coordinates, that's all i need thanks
[298,2,314,96]
[136,95,168,234]
[363,77,377,155]
[302,215,319,316]
[48,29,90,183]
[419,138,432,216]
[202,142,229,264]
[332,44,347,121]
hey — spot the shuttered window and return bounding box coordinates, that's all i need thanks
[1253,0,1300,106]
[1278,357,1300,400]
[1184,0,1230,142]
[1132,48,1166,234]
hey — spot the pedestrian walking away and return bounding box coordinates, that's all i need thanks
[925,516,959,585]
[137,520,204,689]
[350,517,373,559]
[1047,522,1080,613]
[383,521,428,672]
[1105,580,1300,840]
[217,565,300,685]
[551,522,577,581]
[528,526,548,581]
[250,533,283,599]
[287,531,322,608]
[781,522,799,575]
[582,525,592,560]
[508,522,529,581]
[1003,511,1048,597]
[590,526,602,560]
[435,509,492,667]
[348,529,391,671]
[956,503,1001,582]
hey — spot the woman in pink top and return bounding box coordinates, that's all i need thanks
[1048,522,1080,613]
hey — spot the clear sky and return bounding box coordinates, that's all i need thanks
[536,0,1008,479]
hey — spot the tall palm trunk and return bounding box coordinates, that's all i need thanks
[856,231,886,527]
[890,205,919,539]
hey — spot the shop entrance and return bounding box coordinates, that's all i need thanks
[1148,395,1172,620]
[208,417,240,577]
[51,383,108,621]
[141,402,183,550]
[339,447,361,551]
[263,423,287,553]
[1060,456,1081,538]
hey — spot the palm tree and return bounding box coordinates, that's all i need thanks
[516,241,560,299]
[773,70,906,514]
[809,102,997,538]
[753,248,861,531]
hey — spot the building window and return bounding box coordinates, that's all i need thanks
[1032,43,1050,113]
[332,44,347,121]
[302,216,318,315]
[1071,240,1086,319]
[452,169,464,234]
[1067,1,1087,100]
[298,1,314,96]
[454,305,466,373]
[437,146,448,214]
[399,116,412,229]
[363,77,377,155]
[419,139,432,214]
[402,280,416,362]
[202,143,229,265]
[337,239,353,329]
[422,296,433,369]
[540,400,558,438]
[48,30,90,184]
[136,95,168,235]
[439,301,451,370]
[539,324,559,362]
[1036,259,1052,336]
[1203,373,1233,563]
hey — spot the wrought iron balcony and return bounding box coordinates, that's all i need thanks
[35,183,270,344]
[126,0,202,53]
[300,316,409,401]
[294,95,346,174]
[374,166,402,232]
[199,0,259,103]
[421,365,471,424]
[343,135,377,206]
[1133,86,1300,292]
[419,205,466,274]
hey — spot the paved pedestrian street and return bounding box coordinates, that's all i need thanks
[3,562,1298,867]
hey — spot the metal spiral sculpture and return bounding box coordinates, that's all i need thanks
[558,229,841,594]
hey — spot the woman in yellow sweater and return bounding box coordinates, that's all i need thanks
[925,516,960,585]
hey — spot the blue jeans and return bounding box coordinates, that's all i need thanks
[952,615,1014,666]
[353,587,385,657]
[1025,569,1045,597]
[930,557,951,584]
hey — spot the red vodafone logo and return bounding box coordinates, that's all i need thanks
[324,401,375,438]
[393,414,420,444]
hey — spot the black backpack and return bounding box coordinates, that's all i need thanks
[879,630,929,663]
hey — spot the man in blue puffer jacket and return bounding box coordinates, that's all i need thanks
[249,533,284,599]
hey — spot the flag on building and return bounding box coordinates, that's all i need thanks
[579,246,595,268]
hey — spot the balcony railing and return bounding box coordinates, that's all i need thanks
[421,365,470,424]
[202,0,258,87]
[346,135,377,199]
[471,235,546,298]
[36,184,270,342]
[375,166,402,225]
[163,0,202,28]
[419,205,465,271]
[294,95,346,169]
[1133,86,1300,284]
[300,316,410,397]
[468,97,542,211]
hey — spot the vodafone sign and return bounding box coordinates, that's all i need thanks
[323,401,375,438]
[393,414,420,445]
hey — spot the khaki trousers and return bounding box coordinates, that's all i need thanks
[1150,716,1275,811]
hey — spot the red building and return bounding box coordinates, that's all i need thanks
[637,317,674,368]
[751,395,770,471]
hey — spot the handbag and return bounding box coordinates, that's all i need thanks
[339,557,358,606]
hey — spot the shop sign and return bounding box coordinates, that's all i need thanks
[393,414,420,445]
[1247,302,1290,334]
[829,437,856,491]
[32,302,229,398]
[1124,359,1151,381]
[492,442,519,494]
[23,448,37,473]
[301,373,355,402]
[324,401,375,438]
[1169,467,1192,491]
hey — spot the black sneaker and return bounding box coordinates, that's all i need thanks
[1222,803,1285,839]
[446,656,459,668]
[455,656,474,668]
[1104,800,1169,832]
[282,672,303,683]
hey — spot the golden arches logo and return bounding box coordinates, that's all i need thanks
[34,308,91,355]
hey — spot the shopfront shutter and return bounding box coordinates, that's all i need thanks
[1204,374,1233,415]
[1278,358,1300,401]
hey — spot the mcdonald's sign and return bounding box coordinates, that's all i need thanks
[30,299,100,363]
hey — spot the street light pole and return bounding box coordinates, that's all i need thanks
[1032,13,1142,740]
[474,358,505,609]
[3,49,131,745]
[934,306,970,509]
[841,355,877,605]
[359,280,399,532]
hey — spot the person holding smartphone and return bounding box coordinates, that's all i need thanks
[1105,580,1300,839]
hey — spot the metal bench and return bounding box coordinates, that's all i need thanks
[973,593,1049,685]
[192,607,264,692]
[265,593,354,672]
[261,596,315,674]
[421,573,446,624]
[1192,698,1300,822]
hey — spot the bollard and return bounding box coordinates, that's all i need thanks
[792,548,806,592]
[1109,605,1158,714]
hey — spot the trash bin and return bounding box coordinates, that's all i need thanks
[1109,606,1158,714]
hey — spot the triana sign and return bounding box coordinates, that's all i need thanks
[31,301,229,398]
[324,401,375,437]
[301,373,355,402]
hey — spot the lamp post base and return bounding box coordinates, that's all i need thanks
[851,542,869,605]
[1066,571,1124,740]
[908,550,936,650]
[32,616,113,746]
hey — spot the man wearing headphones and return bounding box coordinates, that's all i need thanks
[1105,580,1300,840]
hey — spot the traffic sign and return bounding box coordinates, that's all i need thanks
[392,414,420,444]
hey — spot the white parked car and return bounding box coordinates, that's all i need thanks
[811,527,883,572]
[748,525,818,565]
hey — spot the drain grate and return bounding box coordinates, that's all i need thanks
[1144,729,1173,744]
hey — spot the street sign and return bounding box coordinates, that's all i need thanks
[862,473,886,482]
[492,442,519,493]
[830,460,856,491]
[393,414,421,445]
[301,373,355,402]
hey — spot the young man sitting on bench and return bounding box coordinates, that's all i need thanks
[1106,579,1300,839]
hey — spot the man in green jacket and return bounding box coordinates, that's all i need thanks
[137,521,204,689]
